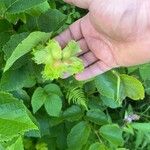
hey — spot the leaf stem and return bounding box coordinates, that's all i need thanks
[94,130,102,143]
[112,70,121,103]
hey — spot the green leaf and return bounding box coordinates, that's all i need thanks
[95,72,117,99]
[0,32,11,51]
[32,45,53,65]
[5,12,26,24]
[31,87,46,113]
[44,94,62,117]
[47,39,62,60]
[99,124,124,147]
[67,121,91,150]
[2,32,29,60]
[135,131,144,149]
[120,74,145,100]
[44,84,63,97]
[24,9,66,32]
[11,89,30,102]
[0,91,38,141]
[131,123,150,132]
[89,142,107,150]
[27,1,50,16]
[3,0,47,14]
[63,105,83,122]
[62,40,81,59]
[32,84,62,116]
[4,31,51,72]
[127,66,139,74]
[101,95,121,109]
[0,63,36,91]
[139,63,150,81]
[0,20,12,32]
[33,39,84,80]
[37,9,66,32]
[6,136,24,150]
[86,109,108,125]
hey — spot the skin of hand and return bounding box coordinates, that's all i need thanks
[55,0,150,80]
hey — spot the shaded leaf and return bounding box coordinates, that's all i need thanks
[67,121,91,150]
[99,124,124,147]
[63,105,83,122]
[86,109,108,125]
[0,63,36,91]
[0,91,38,141]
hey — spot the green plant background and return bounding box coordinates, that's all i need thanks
[0,0,150,150]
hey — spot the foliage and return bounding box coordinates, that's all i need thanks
[32,39,84,80]
[0,0,149,150]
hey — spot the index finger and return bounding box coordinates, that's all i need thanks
[55,17,84,48]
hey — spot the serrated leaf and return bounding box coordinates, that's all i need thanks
[32,85,62,116]
[95,72,117,99]
[0,63,36,91]
[24,9,66,32]
[32,45,53,65]
[32,39,84,80]
[44,84,63,97]
[37,9,66,32]
[4,0,47,14]
[27,1,50,16]
[0,91,38,141]
[47,39,62,60]
[63,40,81,59]
[99,124,124,147]
[86,109,108,125]
[2,32,29,60]
[63,105,83,122]
[4,31,51,72]
[67,121,91,150]
[120,74,145,100]
[11,89,30,102]
[6,136,23,150]
[31,87,46,113]
[44,94,62,117]
[67,57,84,74]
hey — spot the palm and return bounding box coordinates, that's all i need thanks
[56,0,150,80]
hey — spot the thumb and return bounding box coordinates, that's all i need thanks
[64,0,91,9]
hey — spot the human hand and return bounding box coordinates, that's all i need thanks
[56,0,150,80]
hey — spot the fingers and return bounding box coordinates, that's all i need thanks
[86,37,118,68]
[77,39,89,55]
[55,18,83,48]
[79,51,97,67]
[75,61,111,80]
[64,0,91,9]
